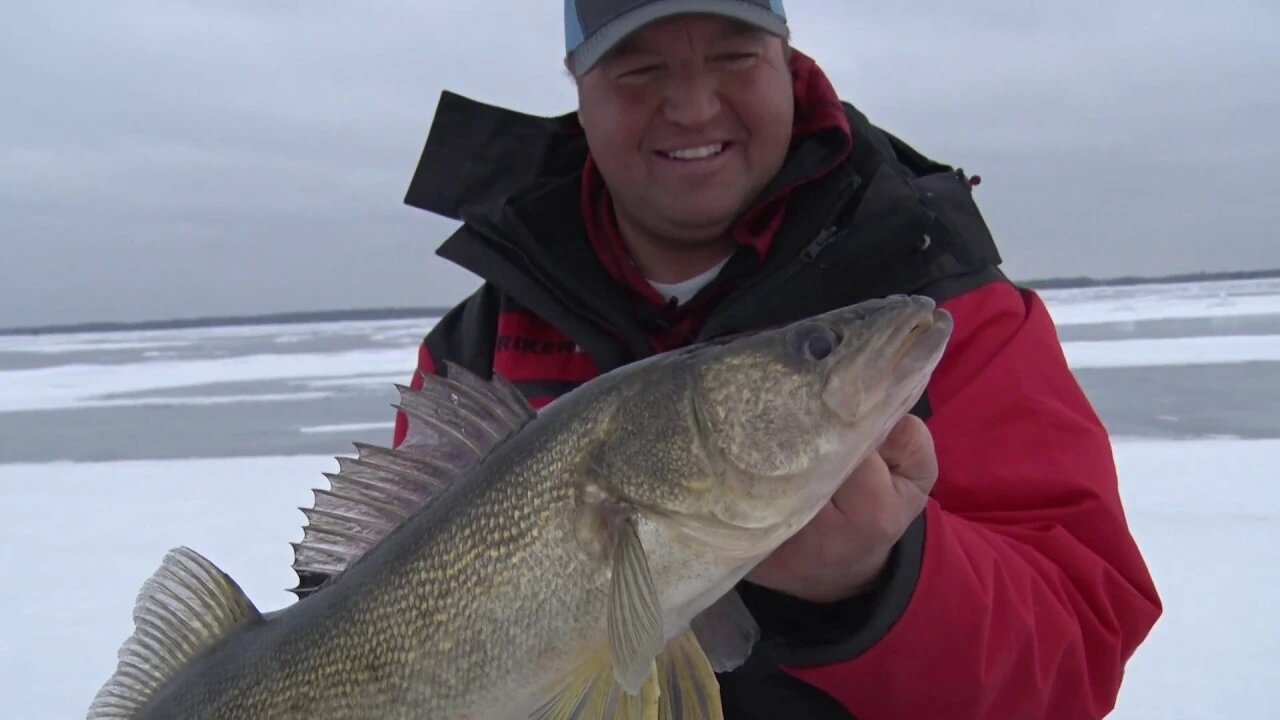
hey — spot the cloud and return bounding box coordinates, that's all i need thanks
[2,1,1277,326]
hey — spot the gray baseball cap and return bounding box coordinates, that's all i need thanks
[564,0,789,76]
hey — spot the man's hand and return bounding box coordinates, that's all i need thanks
[746,414,938,604]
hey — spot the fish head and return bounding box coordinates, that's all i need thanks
[681,294,953,535]
[587,295,952,568]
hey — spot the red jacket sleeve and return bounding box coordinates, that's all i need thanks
[786,281,1162,718]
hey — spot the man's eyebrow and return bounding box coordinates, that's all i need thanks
[599,20,770,66]
[716,20,769,40]
[600,35,657,64]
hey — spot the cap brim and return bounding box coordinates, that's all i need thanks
[567,0,789,76]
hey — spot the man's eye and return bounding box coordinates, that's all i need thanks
[618,64,661,80]
[715,52,759,66]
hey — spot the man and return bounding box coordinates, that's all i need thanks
[395,1,1162,717]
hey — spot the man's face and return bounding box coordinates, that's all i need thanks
[576,15,794,247]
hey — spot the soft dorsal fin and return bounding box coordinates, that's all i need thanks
[290,362,536,596]
[87,547,259,719]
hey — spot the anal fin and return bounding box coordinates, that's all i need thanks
[526,645,629,720]
[655,631,726,720]
[87,547,259,719]
[528,631,723,720]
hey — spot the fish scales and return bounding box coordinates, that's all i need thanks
[150,392,623,718]
[87,296,954,720]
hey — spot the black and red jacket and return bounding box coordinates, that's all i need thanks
[394,52,1162,719]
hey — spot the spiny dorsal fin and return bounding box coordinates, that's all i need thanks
[87,547,258,719]
[290,362,536,597]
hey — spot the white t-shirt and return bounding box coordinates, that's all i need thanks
[646,256,731,306]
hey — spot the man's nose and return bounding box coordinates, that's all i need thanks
[662,68,720,127]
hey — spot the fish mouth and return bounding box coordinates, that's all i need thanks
[822,298,953,424]
[889,307,952,376]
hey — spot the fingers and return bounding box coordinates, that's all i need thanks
[879,414,937,495]
[828,460,880,526]
[750,415,938,603]
[828,415,935,526]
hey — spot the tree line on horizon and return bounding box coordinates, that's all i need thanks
[4,267,1279,337]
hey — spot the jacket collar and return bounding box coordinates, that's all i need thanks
[404,51,853,241]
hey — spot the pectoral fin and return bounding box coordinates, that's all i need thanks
[689,589,759,673]
[609,516,665,694]
[530,518,725,719]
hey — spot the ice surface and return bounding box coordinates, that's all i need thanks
[2,440,1276,718]
[0,317,434,352]
[1063,334,1280,368]
[3,279,1279,717]
[0,349,412,413]
[300,373,410,390]
[3,278,1278,417]
[299,422,393,435]
[1106,439,1280,719]
[1041,278,1280,326]
[5,332,1274,416]
[1,457,324,719]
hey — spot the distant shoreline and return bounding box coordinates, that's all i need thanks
[0,307,453,338]
[1018,267,1280,290]
[4,268,1279,337]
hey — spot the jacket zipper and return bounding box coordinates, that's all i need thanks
[800,226,841,263]
[700,174,862,336]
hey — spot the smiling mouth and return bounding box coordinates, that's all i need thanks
[658,142,728,161]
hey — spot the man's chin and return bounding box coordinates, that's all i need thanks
[651,205,751,240]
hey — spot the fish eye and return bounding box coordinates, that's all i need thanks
[791,325,842,361]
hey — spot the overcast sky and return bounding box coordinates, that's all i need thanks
[2,2,1277,327]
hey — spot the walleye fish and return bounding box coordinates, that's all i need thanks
[88,295,953,720]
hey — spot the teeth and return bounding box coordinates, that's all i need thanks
[665,143,724,160]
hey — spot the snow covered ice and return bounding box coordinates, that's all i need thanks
[3,279,1279,718]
